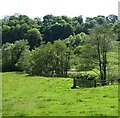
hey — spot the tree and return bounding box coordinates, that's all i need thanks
[2,25,11,43]
[106,14,118,24]
[1,40,30,71]
[29,40,69,76]
[30,42,56,76]
[93,15,106,25]
[43,22,73,43]
[25,28,42,49]
[64,33,89,70]
[2,42,15,71]
[72,16,83,24]
[112,20,120,41]
[15,49,31,73]
[88,23,115,85]
[53,40,69,76]
[81,22,93,34]
[18,23,30,40]
[77,43,98,71]
[2,14,31,44]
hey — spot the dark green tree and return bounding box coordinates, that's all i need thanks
[25,28,42,49]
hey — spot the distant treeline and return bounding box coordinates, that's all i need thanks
[0,14,119,82]
[1,13,120,49]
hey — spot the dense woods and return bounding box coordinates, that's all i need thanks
[0,13,119,83]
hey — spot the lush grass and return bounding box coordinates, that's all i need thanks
[2,72,118,116]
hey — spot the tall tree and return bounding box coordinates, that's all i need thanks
[53,40,68,76]
[88,23,115,84]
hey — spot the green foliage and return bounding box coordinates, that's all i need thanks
[113,20,120,41]
[87,23,117,82]
[30,42,55,76]
[1,13,119,79]
[1,13,119,115]
[2,14,42,49]
[25,28,42,49]
[1,40,30,71]
[2,13,118,45]
[15,49,31,72]
[77,44,97,71]
[43,23,73,42]
[1,42,15,71]
[30,40,69,76]
[106,14,118,23]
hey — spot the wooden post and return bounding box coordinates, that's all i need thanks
[94,79,96,87]
[71,78,77,89]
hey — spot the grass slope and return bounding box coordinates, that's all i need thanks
[2,72,118,116]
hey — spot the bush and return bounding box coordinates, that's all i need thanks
[76,64,94,71]
[1,40,30,71]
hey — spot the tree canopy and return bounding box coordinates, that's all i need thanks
[1,13,119,82]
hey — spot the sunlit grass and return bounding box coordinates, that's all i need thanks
[2,72,118,116]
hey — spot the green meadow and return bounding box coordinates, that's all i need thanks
[2,72,118,116]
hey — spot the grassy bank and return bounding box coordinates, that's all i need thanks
[2,72,118,116]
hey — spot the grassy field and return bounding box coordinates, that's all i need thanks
[2,72,118,116]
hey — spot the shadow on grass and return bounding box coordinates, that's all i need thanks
[14,71,25,74]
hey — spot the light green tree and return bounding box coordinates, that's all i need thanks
[87,23,116,84]
[1,40,30,71]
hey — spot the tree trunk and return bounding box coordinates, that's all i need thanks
[102,36,107,85]
[97,39,103,81]
[102,51,107,85]
[71,78,77,89]
[64,50,70,77]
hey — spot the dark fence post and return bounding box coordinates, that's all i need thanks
[71,78,77,89]
[94,79,96,87]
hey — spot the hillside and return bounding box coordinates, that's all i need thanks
[2,72,118,116]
